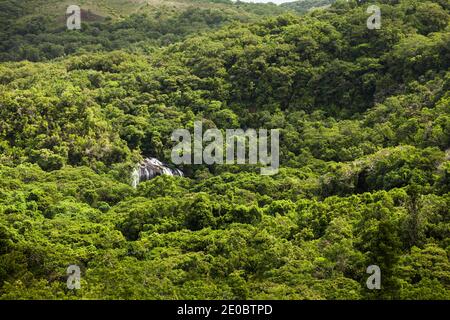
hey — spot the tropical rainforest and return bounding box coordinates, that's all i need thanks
[0,0,449,300]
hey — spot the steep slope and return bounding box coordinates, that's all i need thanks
[281,0,336,13]
[0,0,449,300]
[1,0,288,22]
[0,0,290,62]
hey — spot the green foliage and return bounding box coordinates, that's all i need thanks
[0,0,449,300]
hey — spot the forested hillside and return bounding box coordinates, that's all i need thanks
[0,0,288,62]
[0,0,449,299]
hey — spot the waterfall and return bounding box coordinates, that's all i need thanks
[131,157,183,187]
[131,166,140,188]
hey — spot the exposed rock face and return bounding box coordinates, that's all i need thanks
[131,157,183,187]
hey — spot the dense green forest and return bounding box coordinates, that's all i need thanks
[0,0,290,62]
[0,0,449,299]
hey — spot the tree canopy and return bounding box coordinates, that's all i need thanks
[0,0,449,299]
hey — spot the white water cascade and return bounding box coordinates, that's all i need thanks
[131,157,184,188]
